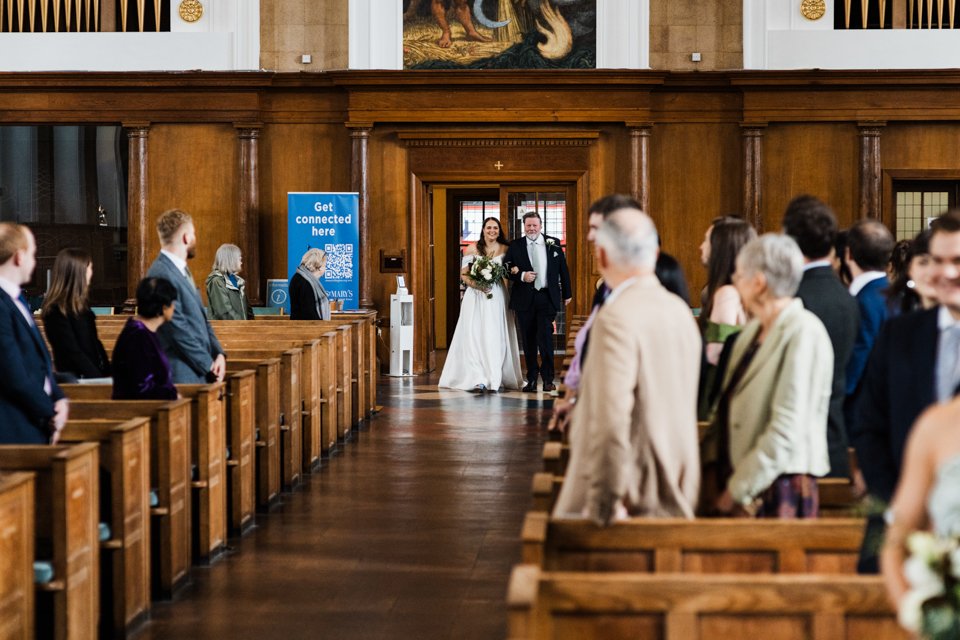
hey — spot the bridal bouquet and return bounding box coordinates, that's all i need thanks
[899,531,960,638]
[469,255,506,300]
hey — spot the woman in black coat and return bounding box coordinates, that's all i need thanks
[289,248,332,320]
[41,248,111,379]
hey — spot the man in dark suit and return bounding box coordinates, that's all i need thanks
[146,209,226,384]
[844,219,895,407]
[782,195,859,478]
[852,209,960,572]
[505,210,572,392]
[0,223,68,444]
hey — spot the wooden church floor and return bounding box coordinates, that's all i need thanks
[133,367,551,640]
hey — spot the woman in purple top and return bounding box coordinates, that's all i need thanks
[112,277,179,400]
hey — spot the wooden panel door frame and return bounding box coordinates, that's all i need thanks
[410,170,587,375]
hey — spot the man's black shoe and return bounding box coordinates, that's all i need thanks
[522,383,537,392]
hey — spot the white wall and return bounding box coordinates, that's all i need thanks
[349,0,649,70]
[0,0,259,71]
[745,0,960,69]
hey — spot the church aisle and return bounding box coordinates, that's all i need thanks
[133,375,550,640]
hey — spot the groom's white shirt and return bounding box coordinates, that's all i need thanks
[525,233,548,290]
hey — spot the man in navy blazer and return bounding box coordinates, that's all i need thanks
[505,210,572,392]
[146,209,226,384]
[0,223,68,444]
[844,219,894,422]
[852,210,960,572]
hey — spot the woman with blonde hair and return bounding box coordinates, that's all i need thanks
[289,248,331,320]
[205,243,254,320]
[41,247,111,380]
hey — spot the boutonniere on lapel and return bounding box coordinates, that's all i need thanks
[545,238,556,247]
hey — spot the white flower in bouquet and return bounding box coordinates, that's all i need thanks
[907,531,942,560]
[481,268,492,279]
[904,554,945,596]
[899,589,929,633]
[950,547,960,580]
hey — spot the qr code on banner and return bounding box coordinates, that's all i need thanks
[324,243,354,280]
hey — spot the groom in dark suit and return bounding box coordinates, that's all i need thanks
[505,210,572,392]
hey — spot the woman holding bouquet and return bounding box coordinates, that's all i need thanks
[439,217,524,392]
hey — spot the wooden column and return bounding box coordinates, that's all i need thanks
[628,124,652,213]
[741,124,766,231]
[349,125,372,309]
[859,122,885,219]
[236,123,262,304]
[125,123,150,299]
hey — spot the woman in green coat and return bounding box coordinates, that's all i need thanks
[205,243,254,320]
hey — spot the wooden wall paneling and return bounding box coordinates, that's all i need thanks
[125,122,150,298]
[859,122,885,219]
[761,124,860,231]
[649,123,741,307]
[349,125,372,308]
[742,124,766,232]
[628,124,653,214]
[257,123,351,295]
[147,124,238,302]
[236,123,262,303]
[879,123,960,226]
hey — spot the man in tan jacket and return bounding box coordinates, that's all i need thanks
[552,207,702,525]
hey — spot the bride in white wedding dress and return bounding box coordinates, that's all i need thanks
[439,217,524,392]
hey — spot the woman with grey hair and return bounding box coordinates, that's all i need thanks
[205,243,254,320]
[289,247,331,321]
[708,233,833,519]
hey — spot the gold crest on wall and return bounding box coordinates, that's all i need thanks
[801,0,826,20]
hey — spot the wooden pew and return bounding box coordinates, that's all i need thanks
[0,444,100,640]
[226,348,302,490]
[226,358,281,510]
[213,324,353,440]
[218,335,332,466]
[520,512,863,573]
[63,384,228,565]
[58,418,151,636]
[68,399,192,599]
[0,472,35,640]
[507,566,907,640]
[224,370,257,535]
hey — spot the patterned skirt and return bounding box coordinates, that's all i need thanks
[757,474,819,519]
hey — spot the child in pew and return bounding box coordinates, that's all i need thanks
[111,277,179,400]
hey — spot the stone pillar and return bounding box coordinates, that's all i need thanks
[349,125,372,309]
[629,124,652,214]
[236,123,262,304]
[124,123,150,299]
[741,125,766,231]
[859,122,885,219]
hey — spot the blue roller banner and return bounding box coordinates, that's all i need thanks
[287,192,360,312]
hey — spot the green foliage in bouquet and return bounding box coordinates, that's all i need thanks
[469,255,507,300]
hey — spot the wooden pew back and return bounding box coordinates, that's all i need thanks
[59,417,151,634]
[226,358,280,509]
[507,566,907,640]
[0,472,35,640]
[0,444,100,640]
[521,512,863,574]
[68,399,192,599]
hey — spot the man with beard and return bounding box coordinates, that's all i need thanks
[147,209,226,384]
